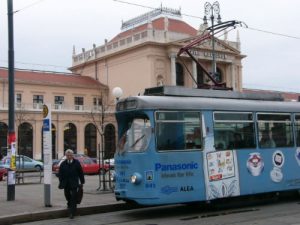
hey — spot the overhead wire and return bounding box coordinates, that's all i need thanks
[13,0,46,14]
[0,60,68,70]
[113,0,300,41]
[244,26,300,40]
[113,0,202,19]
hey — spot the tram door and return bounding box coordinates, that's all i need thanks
[202,114,241,200]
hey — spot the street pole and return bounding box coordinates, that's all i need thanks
[7,0,16,201]
[204,1,221,79]
[101,104,106,191]
[211,12,216,76]
[43,104,52,207]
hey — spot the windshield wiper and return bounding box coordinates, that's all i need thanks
[130,134,145,148]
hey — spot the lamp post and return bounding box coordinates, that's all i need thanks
[7,0,16,201]
[203,1,222,78]
[112,87,123,102]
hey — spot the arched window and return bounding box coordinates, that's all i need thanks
[104,124,116,159]
[18,122,33,158]
[176,63,184,86]
[64,123,77,153]
[0,122,8,158]
[197,64,204,87]
[215,67,223,83]
[85,123,97,157]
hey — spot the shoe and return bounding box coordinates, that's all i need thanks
[69,214,74,219]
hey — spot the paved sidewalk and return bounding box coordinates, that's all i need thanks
[0,174,121,223]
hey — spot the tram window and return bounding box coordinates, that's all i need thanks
[213,112,256,150]
[155,111,202,151]
[118,117,151,152]
[295,115,300,146]
[257,113,293,148]
[214,112,253,121]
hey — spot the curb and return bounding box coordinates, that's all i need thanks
[0,203,140,225]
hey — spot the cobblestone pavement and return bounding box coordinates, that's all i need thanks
[0,174,116,217]
[19,199,300,225]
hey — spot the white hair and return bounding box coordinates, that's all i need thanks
[65,149,74,155]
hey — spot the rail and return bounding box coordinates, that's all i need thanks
[15,169,43,184]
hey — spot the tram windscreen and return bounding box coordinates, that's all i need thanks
[118,117,151,152]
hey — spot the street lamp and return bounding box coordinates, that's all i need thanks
[112,87,123,101]
[204,1,222,78]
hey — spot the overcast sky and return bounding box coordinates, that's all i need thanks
[0,0,300,92]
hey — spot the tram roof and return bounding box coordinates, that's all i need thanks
[144,86,284,101]
[117,95,300,113]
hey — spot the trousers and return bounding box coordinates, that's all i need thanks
[64,187,77,215]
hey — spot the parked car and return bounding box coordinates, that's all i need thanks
[77,157,103,175]
[89,158,114,170]
[104,158,115,169]
[90,157,97,164]
[52,159,60,171]
[1,155,44,171]
[53,155,109,175]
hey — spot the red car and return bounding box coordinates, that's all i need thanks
[0,167,7,181]
[78,157,100,174]
[53,156,109,175]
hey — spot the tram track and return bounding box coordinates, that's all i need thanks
[113,197,300,225]
[15,191,300,225]
[118,191,300,223]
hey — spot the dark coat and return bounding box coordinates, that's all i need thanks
[58,159,85,189]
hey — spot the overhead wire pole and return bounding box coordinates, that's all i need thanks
[203,1,222,79]
[177,20,245,90]
[7,0,16,201]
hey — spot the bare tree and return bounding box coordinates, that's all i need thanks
[15,105,31,156]
[85,92,115,191]
[14,105,34,168]
[15,105,29,128]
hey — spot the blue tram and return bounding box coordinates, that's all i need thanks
[113,86,300,205]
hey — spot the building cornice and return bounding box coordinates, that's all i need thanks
[0,78,108,90]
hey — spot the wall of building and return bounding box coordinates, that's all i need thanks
[72,46,156,101]
[0,80,106,109]
[71,42,244,102]
[0,79,117,160]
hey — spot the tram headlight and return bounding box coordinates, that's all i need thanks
[130,173,142,184]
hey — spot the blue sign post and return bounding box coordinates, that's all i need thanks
[43,104,52,207]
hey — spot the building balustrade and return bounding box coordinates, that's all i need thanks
[72,28,188,67]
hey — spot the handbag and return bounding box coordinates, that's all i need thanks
[58,182,64,190]
[77,186,83,204]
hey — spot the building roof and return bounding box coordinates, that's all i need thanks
[243,88,300,102]
[0,67,108,89]
[110,17,197,43]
